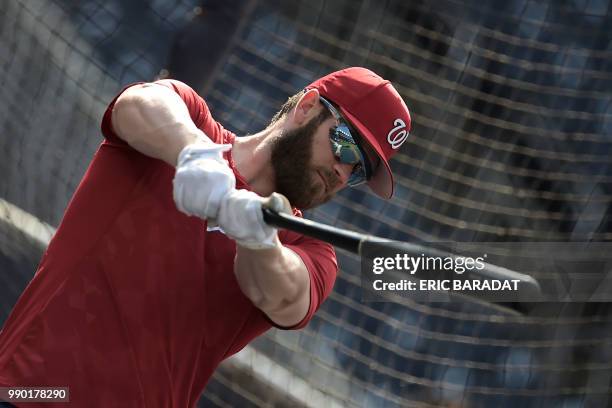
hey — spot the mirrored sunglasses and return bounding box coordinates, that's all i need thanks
[320,97,372,186]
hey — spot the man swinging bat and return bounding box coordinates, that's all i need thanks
[0,67,411,407]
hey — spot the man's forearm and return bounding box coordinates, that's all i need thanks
[234,242,310,326]
[111,83,211,166]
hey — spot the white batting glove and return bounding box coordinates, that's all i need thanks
[216,191,292,250]
[173,143,235,220]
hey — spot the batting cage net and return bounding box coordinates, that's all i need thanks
[2,0,612,407]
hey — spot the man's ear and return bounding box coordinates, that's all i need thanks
[291,88,320,126]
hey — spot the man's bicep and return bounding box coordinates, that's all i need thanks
[101,82,144,146]
[263,248,311,328]
[153,79,210,128]
[101,79,210,146]
[266,240,338,330]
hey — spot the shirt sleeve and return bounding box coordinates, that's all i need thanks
[269,230,338,330]
[100,79,212,146]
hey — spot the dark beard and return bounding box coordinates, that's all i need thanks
[270,113,331,209]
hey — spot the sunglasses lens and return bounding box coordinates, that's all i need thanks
[347,163,367,186]
[330,128,368,186]
[322,97,371,187]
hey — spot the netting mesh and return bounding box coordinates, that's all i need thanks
[2,0,612,407]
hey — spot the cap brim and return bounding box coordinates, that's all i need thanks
[339,107,394,199]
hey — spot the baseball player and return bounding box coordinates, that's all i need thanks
[0,67,410,407]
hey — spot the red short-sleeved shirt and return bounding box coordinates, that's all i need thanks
[0,80,337,407]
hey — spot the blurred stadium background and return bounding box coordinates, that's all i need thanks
[2,0,612,406]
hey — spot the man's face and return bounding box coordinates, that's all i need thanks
[271,109,355,209]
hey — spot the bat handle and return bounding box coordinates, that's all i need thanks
[262,207,363,253]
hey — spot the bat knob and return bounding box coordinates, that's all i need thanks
[262,193,292,214]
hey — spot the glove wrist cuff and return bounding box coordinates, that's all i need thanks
[177,141,232,168]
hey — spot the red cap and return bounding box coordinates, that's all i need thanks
[306,67,411,198]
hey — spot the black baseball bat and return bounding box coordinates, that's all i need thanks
[262,208,542,311]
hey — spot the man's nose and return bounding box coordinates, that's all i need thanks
[333,161,354,186]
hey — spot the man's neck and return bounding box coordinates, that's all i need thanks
[231,124,280,196]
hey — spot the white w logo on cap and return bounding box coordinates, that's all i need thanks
[387,119,408,149]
